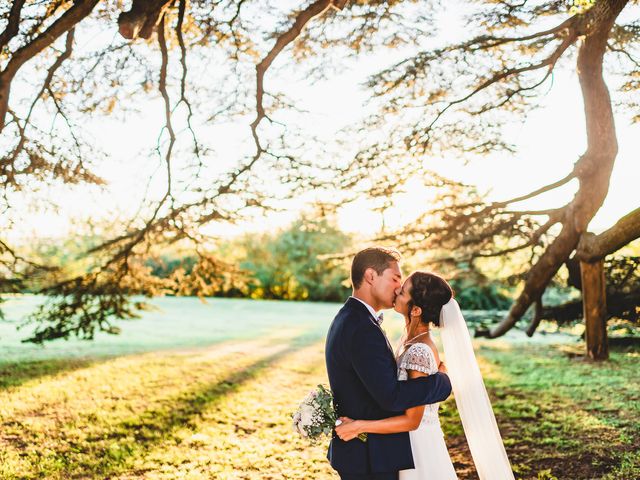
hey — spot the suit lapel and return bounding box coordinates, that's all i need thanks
[345,298,396,359]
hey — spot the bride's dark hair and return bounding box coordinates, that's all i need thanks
[408,271,454,327]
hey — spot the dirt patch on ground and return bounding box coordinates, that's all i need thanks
[446,413,630,480]
[447,434,478,479]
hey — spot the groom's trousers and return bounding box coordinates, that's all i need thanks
[338,473,398,480]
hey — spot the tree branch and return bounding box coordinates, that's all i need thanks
[526,296,544,337]
[157,14,175,206]
[251,0,338,150]
[118,0,174,40]
[174,0,201,167]
[5,28,75,168]
[575,207,640,262]
[0,0,99,132]
[422,31,577,140]
[90,14,180,271]
[607,42,640,68]
[478,223,579,338]
[374,14,575,100]
[0,0,25,51]
[493,172,577,208]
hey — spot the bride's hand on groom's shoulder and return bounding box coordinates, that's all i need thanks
[335,417,360,441]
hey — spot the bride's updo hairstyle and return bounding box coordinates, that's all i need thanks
[408,271,454,327]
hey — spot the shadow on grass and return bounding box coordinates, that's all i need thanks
[0,357,100,390]
[0,328,327,392]
[609,337,640,351]
[44,333,320,478]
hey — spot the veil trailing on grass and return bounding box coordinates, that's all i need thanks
[439,298,515,480]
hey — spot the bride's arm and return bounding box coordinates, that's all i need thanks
[335,370,427,441]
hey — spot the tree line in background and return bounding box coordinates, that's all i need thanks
[149,217,353,302]
[26,215,516,308]
[23,212,639,337]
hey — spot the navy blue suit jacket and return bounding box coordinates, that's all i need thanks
[325,297,452,475]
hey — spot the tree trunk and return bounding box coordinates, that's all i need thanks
[486,0,628,339]
[580,260,609,360]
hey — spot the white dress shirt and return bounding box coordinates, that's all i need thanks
[350,296,380,323]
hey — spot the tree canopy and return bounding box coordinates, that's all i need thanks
[1,0,639,344]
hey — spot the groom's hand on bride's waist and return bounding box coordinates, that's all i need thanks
[438,361,447,374]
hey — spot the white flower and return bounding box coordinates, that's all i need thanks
[292,384,337,442]
[300,404,314,427]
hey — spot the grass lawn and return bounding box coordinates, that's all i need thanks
[441,339,640,480]
[0,297,638,479]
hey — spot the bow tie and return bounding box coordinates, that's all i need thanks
[375,312,384,325]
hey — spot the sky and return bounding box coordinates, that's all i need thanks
[23,57,635,240]
[7,3,639,243]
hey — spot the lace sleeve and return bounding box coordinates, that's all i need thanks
[399,343,437,375]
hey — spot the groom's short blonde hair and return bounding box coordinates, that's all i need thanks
[351,247,401,289]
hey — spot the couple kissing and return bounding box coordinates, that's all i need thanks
[325,247,514,480]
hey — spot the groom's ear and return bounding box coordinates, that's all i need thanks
[364,267,376,285]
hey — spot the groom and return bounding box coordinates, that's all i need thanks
[325,247,452,480]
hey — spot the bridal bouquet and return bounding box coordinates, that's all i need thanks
[292,384,367,442]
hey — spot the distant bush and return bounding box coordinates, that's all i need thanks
[449,279,512,310]
[240,216,351,302]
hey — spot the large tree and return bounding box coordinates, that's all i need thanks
[290,0,640,359]
[356,0,640,360]
[1,1,638,355]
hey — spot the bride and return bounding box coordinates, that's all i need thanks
[335,271,514,480]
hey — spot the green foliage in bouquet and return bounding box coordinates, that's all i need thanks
[292,384,367,443]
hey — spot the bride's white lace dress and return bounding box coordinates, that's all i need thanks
[398,342,458,480]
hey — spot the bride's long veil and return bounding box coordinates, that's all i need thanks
[439,299,515,480]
